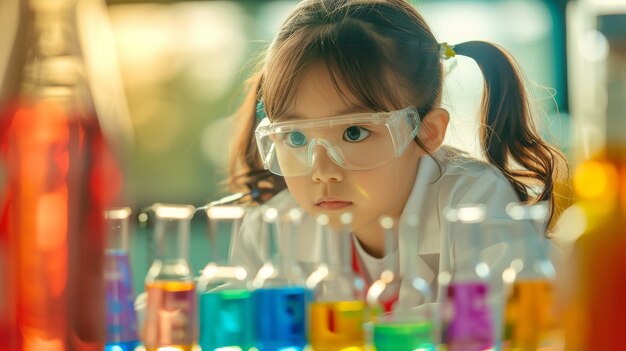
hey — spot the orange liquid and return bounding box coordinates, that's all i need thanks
[309,301,366,351]
[142,281,197,351]
[502,280,562,351]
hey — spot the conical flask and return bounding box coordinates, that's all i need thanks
[500,202,562,351]
[0,0,125,349]
[441,204,494,351]
[253,207,309,351]
[370,215,435,351]
[308,213,367,351]
[141,203,198,351]
[198,204,254,351]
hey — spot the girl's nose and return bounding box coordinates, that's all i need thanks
[310,145,344,183]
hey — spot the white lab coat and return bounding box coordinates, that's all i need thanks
[230,147,524,291]
[229,147,554,344]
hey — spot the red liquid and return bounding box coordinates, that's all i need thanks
[0,99,123,351]
[565,214,626,350]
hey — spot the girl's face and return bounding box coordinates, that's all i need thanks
[280,63,423,236]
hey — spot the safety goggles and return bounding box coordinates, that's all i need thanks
[255,106,420,176]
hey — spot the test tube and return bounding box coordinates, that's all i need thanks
[105,207,140,351]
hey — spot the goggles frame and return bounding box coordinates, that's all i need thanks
[254,106,420,176]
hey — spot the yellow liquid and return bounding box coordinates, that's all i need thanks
[502,280,562,351]
[309,301,366,351]
[142,281,197,351]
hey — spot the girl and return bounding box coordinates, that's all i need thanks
[227,0,566,302]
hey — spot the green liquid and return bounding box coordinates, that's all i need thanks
[373,320,434,351]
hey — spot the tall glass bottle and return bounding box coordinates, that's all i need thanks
[308,213,366,351]
[105,207,140,351]
[500,202,561,351]
[0,0,124,349]
[198,204,254,351]
[563,12,626,348]
[441,205,494,351]
[141,203,197,351]
[370,216,435,351]
[253,207,309,351]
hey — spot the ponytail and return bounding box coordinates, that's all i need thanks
[454,41,568,222]
[227,73,287,202]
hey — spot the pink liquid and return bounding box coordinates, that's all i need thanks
[142,281,197,350]
[443,281,494,351]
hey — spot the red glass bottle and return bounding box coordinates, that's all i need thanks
[0,0,124,349]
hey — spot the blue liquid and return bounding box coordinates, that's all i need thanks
[199,288,255,350]
[105,249,139,346]
[254,286,309,351]
[105,341,140,351]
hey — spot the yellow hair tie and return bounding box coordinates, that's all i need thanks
[439,42,456,60]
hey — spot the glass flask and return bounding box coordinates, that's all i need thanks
[105,207,140,351]
[370,215,435,351]
[253,207,309,351]
[500,202,562,351]
[308,213,367,351]
[0,0,125,349]
[441,205,494,351]
[141,204,197,351]
[198,204,254,351]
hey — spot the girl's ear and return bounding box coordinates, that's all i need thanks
[417,108,449,152]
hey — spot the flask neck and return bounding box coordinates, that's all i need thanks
[106,219,129,252]
[452,222,486,282]
[20,0,90,103]
[154,218,190,262]
[323,229,352,276]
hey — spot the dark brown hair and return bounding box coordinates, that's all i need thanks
[228,0,567,220]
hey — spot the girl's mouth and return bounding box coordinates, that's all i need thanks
[315,197,353,210]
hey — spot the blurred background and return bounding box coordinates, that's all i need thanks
[0,0,605,292]
[0,0,573,209]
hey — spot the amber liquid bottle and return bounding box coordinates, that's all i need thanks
[0,0,124,349]
[564,20,626,351]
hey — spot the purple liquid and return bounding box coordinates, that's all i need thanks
[443,281,494,350]
[105,249,138,344]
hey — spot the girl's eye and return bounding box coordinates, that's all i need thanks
[343,126,370,142]
[286,131,307,147]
